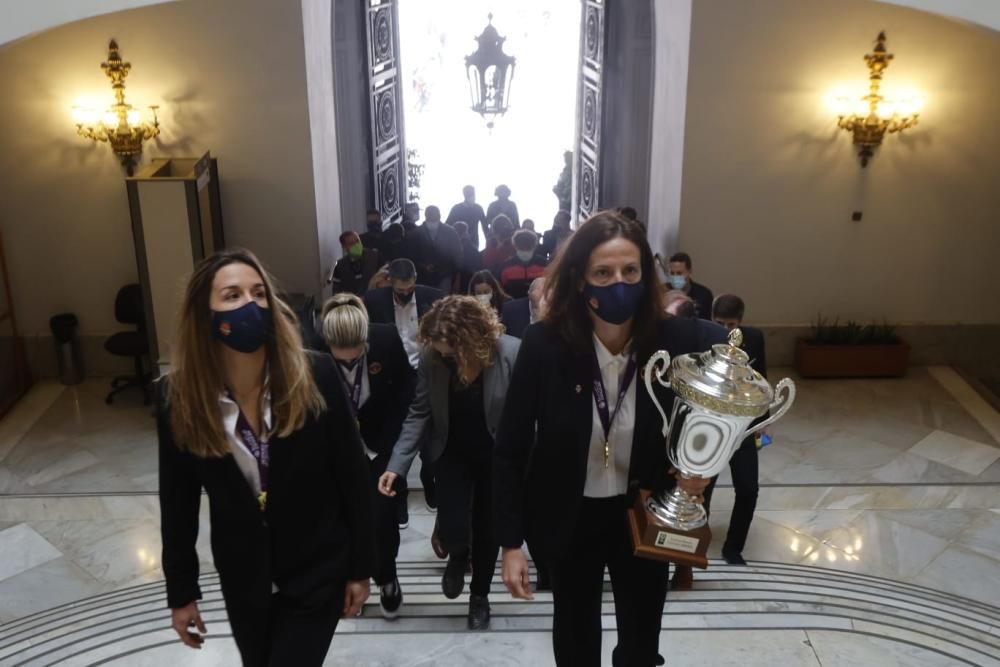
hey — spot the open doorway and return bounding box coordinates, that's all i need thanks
[398,0,581,245]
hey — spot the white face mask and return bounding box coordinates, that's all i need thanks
[516,250,535,263]
[475,293,493,306]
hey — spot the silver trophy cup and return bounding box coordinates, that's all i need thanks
[643,328,796,531]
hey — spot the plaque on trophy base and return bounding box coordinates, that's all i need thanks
[627,489,710,568]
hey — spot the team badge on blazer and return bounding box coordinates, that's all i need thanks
[368,362,383,375]
[575,384,582,393]
[218,321,232,336]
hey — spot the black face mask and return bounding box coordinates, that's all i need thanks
[393,289,415,305]
[367,221,381,232]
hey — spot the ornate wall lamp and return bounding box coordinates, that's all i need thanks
[830,32,923,167]
[72,40,161,176]
[465,14,516,129]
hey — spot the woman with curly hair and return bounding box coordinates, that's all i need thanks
[377,295,520,630]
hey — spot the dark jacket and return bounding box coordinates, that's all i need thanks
[446,202,488,247]
[356,323,417,456]
[687,280,714,320]
[388,335,521,477]
[363,285,444,326]
[410,223,462,288]
[501,297,531,339]
[158,352,376,616]
[493,318,718,561]
[498,253,547,300]
[739,325,767,378]
[331,248,380,297]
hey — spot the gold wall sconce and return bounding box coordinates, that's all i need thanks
[72,40,160,176]
[830,32,923,167]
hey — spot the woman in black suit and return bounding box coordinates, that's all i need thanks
[158,249,375,666]
[494,213,712,667]
[320,293,416,619]
[377,296,521,630]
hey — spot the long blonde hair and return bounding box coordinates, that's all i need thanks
[418,295,503,384]
[167,248,325,458]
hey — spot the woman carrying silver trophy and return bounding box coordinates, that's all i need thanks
[493,211,716,667]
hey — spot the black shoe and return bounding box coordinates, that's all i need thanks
[396,497,409,530]
[723,550,747,565]
[380,578,403,619]
[442,555,466,599]
[424,485,438,512]
[467,594,490,630]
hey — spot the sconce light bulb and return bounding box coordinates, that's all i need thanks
[103,111,120,128]
[126,109,141,127]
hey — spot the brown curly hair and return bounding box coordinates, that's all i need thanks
[419,295,504,384]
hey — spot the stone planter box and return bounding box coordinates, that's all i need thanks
[794,339,911,378]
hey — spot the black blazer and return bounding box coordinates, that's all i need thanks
[501,298,531,339]
[158,352,376,614]
[739,325,767,377]
[356,323,416,456]
[363,285,444,326]
[493,318,720,561]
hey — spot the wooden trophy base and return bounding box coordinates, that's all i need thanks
[627,489,711,569]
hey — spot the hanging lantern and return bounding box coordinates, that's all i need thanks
[465,14,516,129]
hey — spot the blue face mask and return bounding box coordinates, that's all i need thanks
[583,281,645,325]
[212,301,273,353]
[668,275,687,290]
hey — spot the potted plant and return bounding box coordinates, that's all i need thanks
[795,316,910,378]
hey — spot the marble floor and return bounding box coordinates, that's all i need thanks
[0,367,997,665]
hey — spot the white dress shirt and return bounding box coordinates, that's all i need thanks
[394,297,421,369]
[583,335,636,498]
[219,391,272,496]
[337,359,377,460]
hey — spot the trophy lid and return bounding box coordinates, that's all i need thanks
[669,328,773,417]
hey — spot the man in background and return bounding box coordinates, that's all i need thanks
[667,252,714,319]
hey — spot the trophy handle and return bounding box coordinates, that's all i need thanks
[745,377,796,438]
[643,350,672,437]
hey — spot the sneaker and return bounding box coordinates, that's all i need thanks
[397,497,409,530]
[467,594,490,630]
[379,578,403,619]
[442,555,467,599]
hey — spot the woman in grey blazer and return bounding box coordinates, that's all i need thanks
[378,295,520,630]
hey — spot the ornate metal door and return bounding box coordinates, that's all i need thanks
[575,0,606,222]
[366,0,406,224]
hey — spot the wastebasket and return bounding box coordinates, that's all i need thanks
[50,313,84,385]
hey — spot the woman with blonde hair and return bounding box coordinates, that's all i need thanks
[377,296,520,630]
[320,292,415,619]
[158,248,374,666]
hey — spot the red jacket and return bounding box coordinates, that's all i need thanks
[499,254,547,299]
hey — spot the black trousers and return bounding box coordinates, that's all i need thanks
[703,436,759,554]
[435,444,498,597]
[549,495,669,667]
[368,452,401,585]
[230,587,343,667]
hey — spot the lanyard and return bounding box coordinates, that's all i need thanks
[339,357,366,416]
[234,408,269,511]
[591,352,638,468]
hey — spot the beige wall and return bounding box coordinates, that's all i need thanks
[670,0,999,326]
[0,0,321,354]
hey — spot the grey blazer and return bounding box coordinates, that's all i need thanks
[387,334,521,477]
